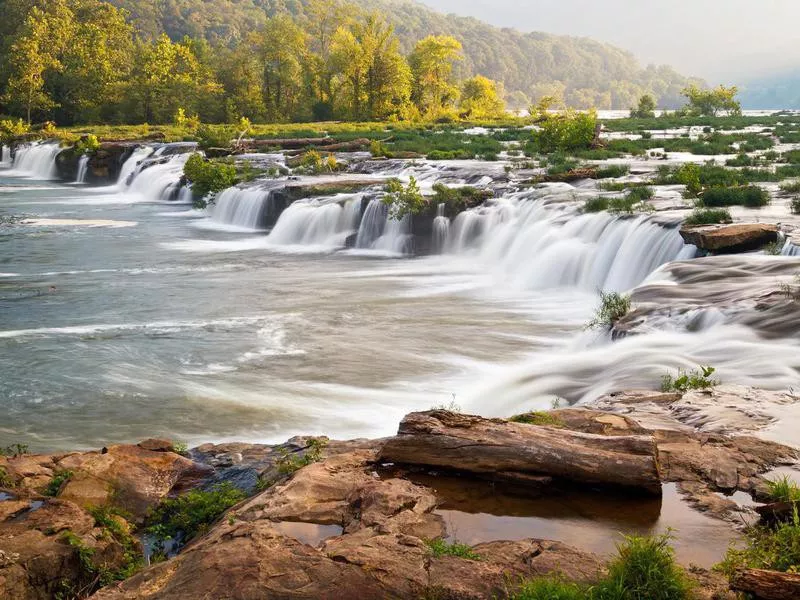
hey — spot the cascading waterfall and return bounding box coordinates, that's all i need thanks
[354,199,387,248]
[447,196,694,292]
[117,146,154,187]
[210,186,283,230]
[267,194,364,247]
[0,145,10,167]
[432,203,450,254]
[11,142,61,179]
[125,152,191,202]
[75,155,90,184]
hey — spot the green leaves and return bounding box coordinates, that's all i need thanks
[382,176,425,220]
[660,366,719,393]
[183,154,237,206]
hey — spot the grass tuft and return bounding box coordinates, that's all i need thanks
[660,366,719,393]
[683,207,732,226]
[426,538,482,560]
[587,292,631,330]
[766,475,800,503]
[509,411,565,428]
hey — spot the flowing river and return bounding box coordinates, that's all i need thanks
[2,143,800,451]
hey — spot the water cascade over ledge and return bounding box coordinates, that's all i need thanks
[11,142,62,179]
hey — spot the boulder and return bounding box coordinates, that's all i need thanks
[680,223,779,253]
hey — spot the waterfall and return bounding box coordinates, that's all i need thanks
[353,198,413,254]
[125,153,190,201]
[210,187,280,230]
[11,142,61,179]
[781,238,800,256]
[267,194,364,247]
[432,203,450,254]
[75,155,90,184]
[447,196,693,292]
[117,146,154,187]
[0,145,10,167]
[354,199,387,248]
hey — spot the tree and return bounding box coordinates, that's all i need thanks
[630,94,656,118]
[258,15,309,122]
[534,109,598,153]
[409,35,463,118]
[682,84,741,117]
[459,75,505,119]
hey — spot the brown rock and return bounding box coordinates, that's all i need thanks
[136,439,176,453]
[680,223,778,253]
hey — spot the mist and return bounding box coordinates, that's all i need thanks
[418,0,800,83]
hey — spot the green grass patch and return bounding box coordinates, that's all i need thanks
[660,366,719,393]
[779,181,800,194]
[792,197,800,215]
[683,207,732,226]
[718,506,800,577]
[583,197,610,213]
[43,470,73,497]
[595,165,630,179]
[510,575,588,600]
[587,292,631,330]
[766,476,800,503]
[509,411,565,427]
[426,538,481,560]
[700,185,770,208]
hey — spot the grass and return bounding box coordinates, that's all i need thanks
[43,470,73,497]
[1,443,29,457]
[683,207,732,226]
[0,466,15,488]
[583,190,654,215]
[587,291,631,330]
[509,411,565,428]
[145,482,247,544]
[700,185,770,208]
[88,506,143,584]
[426,538,482,560]
[792,197,800,215]
[660,366,719,393]
[766,475,800,503]
[779,181,800,194]
[595,165,630,179]
[584,197,611,213]
[511,533,693,600]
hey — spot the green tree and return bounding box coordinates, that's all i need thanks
[630,93,656,118]
[258,14,309,122]
[409,35,463,118]
[682,84,741,117]
[459,75,505,119]
[216,37,266,122]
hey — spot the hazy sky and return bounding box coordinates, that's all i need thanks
[419,0,800,83]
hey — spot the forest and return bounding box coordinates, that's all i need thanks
[0,0,700,126]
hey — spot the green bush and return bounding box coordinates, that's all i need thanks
[0,467,15,488]
[700,185,769,208]
[718,507,800,577]
[660,366,718,393]
[592,533,693,600]
[588,292,631,329]
[382,176,425,219]
[275,438,327,476]
[426,538,481,560]
[595,164,629,179]
[431,183,492,212]
[766,476,800,503]
[510,576,588,600]
[43,470,73,497]
[195,124,235,150]
[145,483,247,544]
[583,197,609,213]
[183,154,238,206]
[534,110,597,153]
[74,134,100,156]
[683,207,732,226]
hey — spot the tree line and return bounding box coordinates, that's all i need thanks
[0,0,508,125]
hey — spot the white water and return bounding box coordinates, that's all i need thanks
[125,152,191,202]
[0,145,10,167]
[268,194,363,247]
[75,155,89,184]
[209,187,278,231]
[433,203,450,254]
[117,146,154,187]
[10,142,61,179]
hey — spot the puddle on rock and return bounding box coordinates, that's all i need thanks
[0,492,15,502]
[396,471,736,568]
[270,521,343,547]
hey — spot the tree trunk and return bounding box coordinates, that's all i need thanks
[731,569,800,600]
[378,411,662,493]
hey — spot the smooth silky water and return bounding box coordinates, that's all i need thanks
[2,147,800,455]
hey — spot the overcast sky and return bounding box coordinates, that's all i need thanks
[419,0,800,83]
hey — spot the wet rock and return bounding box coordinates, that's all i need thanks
[680,223,779,253]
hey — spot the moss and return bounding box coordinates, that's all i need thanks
[509,411,565,428]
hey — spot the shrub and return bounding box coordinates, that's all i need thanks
[792,197,800,215]
[683,207,732,226]
[0,443,29,457]
[766,475,800,502]
[626,186,654,202]
[431,183,492,212]
[0,467,15,488]
[779,181,800,194]
[382,176,426,219]
[608,192,654,215]
[583,197,609,213]
[700,185,769,208]
[587,292,631,329]
[89,506,143,583]
[0,118,29,145]
[630,95,657,119]
[534,110,598,153]
[660,366,718,393]
[43,470,73,497]
[509,411,565,428]
[275,438,327,476]
[595,164,629,179]
[718,507,800,577]
[195,124,235,150]
[145,483,247,544]
[74,134,100,156]
[426,538,481,560]
[674,163,701,198]
[183,154,238,206]
[592,533,693,600]
[510,575,588,600]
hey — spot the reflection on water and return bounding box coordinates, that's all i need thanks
[270,521,343,546]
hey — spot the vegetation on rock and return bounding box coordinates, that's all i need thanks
[683,207,733,226]
[182,154,238,206]
[425,538,481,560]
[382,176,425,219]
[587,292,631,330]
[660,366,719,393]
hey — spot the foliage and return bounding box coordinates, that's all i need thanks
[508,411,565,428]
[459,75,505,119]
[681,84,741,117]
[195,124,234,150]
[592,533,693,600]
[43,470,73,497]
[426,538,481,560]
[145,482,247,543]
[534,110,597,153]
[683,207,732,226]
[74,134,100,156]
[766,475,800,503]
[0,443,29,457]
[779,181,800,194]
[382,176,425,219]
[409,35,463,118]
[88,506,143,583]
[510,576,588,600]
[595,164,629,179]
[587,292,631,330]
[700,185,770,208]
[0,118,29,145]
[718,506,800,577]
[660,366,719,393]
[275,438,327,476]
[0,467,15,488]
[673,163,701,198]
[583,197,611,213]
[183,154,237,205]
[630,94,656,119]
[431,183,492,212]
[792,197,800,215]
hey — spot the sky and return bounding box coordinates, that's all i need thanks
[418,0,800,83]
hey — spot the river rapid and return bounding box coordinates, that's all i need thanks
[1,143,799,451]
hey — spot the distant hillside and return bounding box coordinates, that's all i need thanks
[107,0,698,110]
[739,71,800,109]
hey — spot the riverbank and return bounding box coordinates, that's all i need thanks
[1,386,798,599]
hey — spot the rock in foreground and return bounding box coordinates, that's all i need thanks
[679,223,778,253]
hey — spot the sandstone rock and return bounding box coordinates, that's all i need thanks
[680,223,778,253]
[379,410,662,492]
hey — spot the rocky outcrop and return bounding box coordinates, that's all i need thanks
[379,410,663,492]
[680,223,779,253]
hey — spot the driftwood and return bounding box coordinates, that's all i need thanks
[731,569,800,600]
[378,411,662,493]
[756,501,799,525]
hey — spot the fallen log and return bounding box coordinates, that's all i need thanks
[378,411,662,493]
[731,569,800,600]
[756,500,799,525]
[240,137,334,149]
[284,138,372,156]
